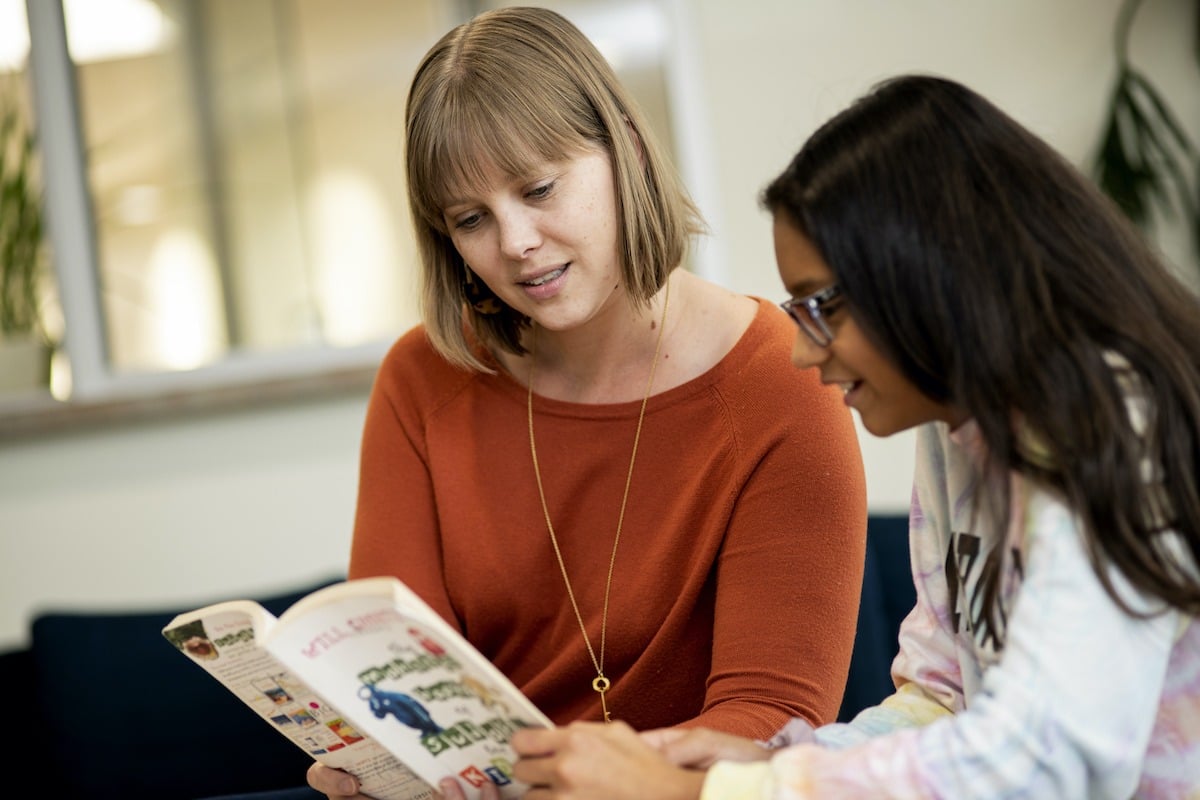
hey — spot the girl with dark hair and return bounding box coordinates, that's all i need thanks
[493,74,1200,800]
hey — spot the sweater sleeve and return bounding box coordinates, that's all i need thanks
[347,331,463,628]
[681,308,868,736]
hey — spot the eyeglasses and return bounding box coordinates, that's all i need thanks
[779,285,842,347]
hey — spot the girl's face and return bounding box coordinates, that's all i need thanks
[773,214,964,437]
[442,146,623,333]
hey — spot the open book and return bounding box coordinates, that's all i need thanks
[162,576,553,800]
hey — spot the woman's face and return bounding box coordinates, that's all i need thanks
[442,146,624,333]
[773,214,964,437]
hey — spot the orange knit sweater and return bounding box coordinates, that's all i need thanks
[349,298,867,739]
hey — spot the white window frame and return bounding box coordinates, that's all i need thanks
[15,0,721,410]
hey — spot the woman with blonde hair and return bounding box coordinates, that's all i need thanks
[302,6,867,800]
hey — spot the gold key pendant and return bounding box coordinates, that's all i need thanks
[592,675,612,722]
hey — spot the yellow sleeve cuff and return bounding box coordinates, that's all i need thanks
[701,760,774,800]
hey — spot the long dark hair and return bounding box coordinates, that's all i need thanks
[763,74,1200,642]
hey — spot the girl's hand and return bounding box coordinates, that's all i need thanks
[510,720,706,800]
[641,725,774,768]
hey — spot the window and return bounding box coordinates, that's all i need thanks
[6,0,710,426]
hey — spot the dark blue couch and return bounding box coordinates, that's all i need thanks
[1,516,912,798]
[2,577,342,799]
[838,513,914,721]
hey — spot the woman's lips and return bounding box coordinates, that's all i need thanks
[521,266,566,287]
[520,264,569,299]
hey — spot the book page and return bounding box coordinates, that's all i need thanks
[264,577,554,800]
[163,600,434,800]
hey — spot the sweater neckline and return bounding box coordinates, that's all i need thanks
[482,297,775,416]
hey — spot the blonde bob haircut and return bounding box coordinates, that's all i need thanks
[405,5,705,372]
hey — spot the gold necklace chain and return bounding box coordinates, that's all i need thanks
[526,278,671,723]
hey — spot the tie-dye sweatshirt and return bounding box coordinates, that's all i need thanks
[703,420,1200,799]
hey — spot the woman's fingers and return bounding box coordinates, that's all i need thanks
[306,762,364,798]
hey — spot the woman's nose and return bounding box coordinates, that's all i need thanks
[497,209,541,260]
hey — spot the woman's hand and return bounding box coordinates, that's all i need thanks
[508,720,707,800]
[310,762,504,800]
[436,777,501,800]
[642,725,774,768]
[307,762,370,799]
[306,722,777,799]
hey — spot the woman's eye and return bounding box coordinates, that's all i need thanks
[527,180,556,200]
[454,213,482,231]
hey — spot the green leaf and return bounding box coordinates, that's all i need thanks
[1092,0,1200,277]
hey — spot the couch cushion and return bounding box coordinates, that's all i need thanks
[838,514,915,722]
[31,576,342,800]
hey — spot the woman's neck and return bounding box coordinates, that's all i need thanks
[509,275,678,404]
[494,270,757,404]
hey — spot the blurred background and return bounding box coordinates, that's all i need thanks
[1,0,1196,650]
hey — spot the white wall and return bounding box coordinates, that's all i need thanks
[682,0,1197,514]
[0,396,366,649]
[1,0,1196,650]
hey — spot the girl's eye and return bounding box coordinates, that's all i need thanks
[820,296,846,317]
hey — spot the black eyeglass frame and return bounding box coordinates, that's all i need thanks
[779,285,842,347]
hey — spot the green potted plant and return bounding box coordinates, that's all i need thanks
[1092,0,1199,284]
[0,83,50,393]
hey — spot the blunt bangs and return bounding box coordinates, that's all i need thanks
[406,38,608,233]
[404,6,703,371]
